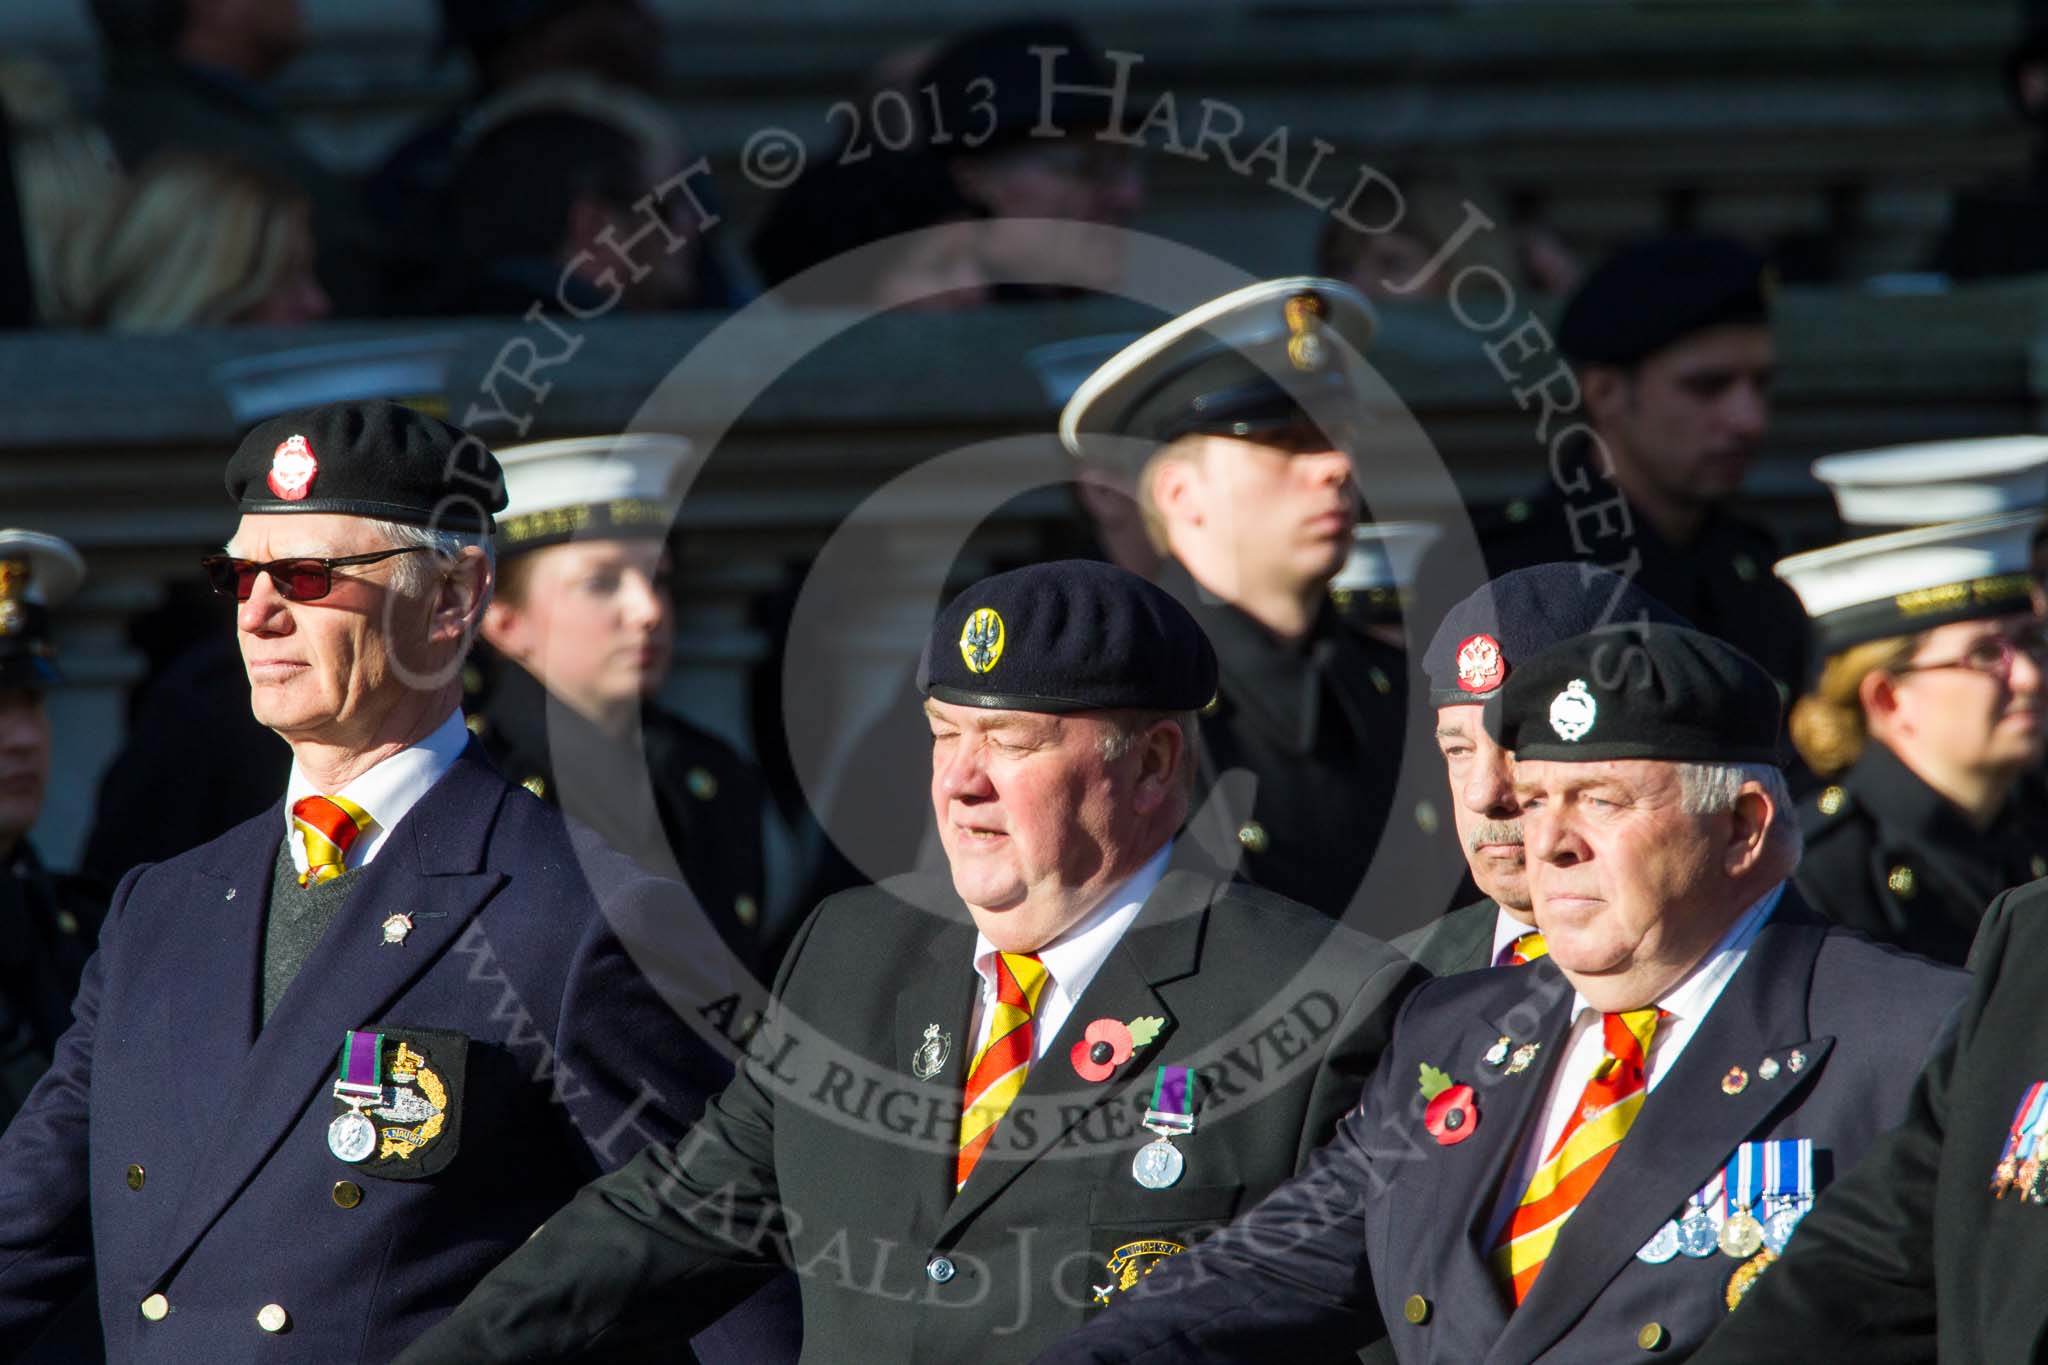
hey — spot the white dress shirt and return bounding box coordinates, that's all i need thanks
[1486,882,1786,1245]
[283,709,470,876]
[966,840,1173,1066]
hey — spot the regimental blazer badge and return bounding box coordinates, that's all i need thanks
[329,1026,467,1179]
[1091,1238,1185,1305]
[911,1023,952,1081]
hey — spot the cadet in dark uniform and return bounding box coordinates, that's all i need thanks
[1421,235,1808,697]
[473,435,770,973]
[1776,509,2048,965]
[1061,277,1415,921]
[0,531,101,1123]
[1396,562,1687,978]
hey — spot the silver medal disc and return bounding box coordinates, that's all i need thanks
[1676,1209,1720,1259]
[328,1110,377,1163]
[1763,1204,1805,1255]
[1635,1220,1681,1264]
[1132,1138,1184,1190]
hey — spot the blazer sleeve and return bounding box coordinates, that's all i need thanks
[1036,988,1430,1364]
[394,899,833,1364]
[1296,947,1426,1170]
[1691,889,2009,1363]
[0,864,142,1353]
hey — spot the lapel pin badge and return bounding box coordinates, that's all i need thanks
[911,1023,951,1081]
[1505,1043,1541,1076]
[380,913,413,946]
[1786,1050,1806,1073]
[1483,1035,1511,1068]
[1758,1057,1781,1082]
[1722,1066,1749,1095]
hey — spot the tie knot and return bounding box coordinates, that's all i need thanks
[292,794,373,886]
[995,951,1049,1012]
[1601,1007,1662,1067]
[1508,931,1548,965]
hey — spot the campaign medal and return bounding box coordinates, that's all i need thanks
[1760,1139,1817,1254]
[329,1030,384,1162]
[1635,1220,1682,1265]
[1133,1065,1195,1190]
[1676,1175,1722,1259]
[1719,1143,1766,1259]
[1993,1081,2047,1198]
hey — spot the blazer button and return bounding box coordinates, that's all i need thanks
[139,1293,169,1322]
[257,1303,290,1333]
[1637,1322,1668,1352]
[332,1181,363,1209]
[1236,821,1269,855]
[1403,1294,1430,1325]
[926,1255,956,1284]
[125,1164,145,1191]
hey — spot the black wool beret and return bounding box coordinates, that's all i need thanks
[1423,562,1690,707]
[918,560,1217,714]
[1557,234,1772,368]
[1489,623,1782,765]
[225,400,506,532]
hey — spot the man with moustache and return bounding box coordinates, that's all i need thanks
[0,402,729,1360]
[1421,235,1807,697]
[1061,277,1406,918]
[396,560,1421,1363]
[1040,623,1964,1364]
[1396,563,1687,978]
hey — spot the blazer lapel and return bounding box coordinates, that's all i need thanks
[895,921,979,1216]
[1486,903,1835,1365]
[935,868,1210,1240]
[151,748,509,1280]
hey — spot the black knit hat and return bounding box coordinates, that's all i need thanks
[918,560,1217,714]
[224,400,506,533]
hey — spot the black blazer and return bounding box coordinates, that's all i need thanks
[1039,893,1965,1364]
[396,860,1423,1363]
[1394,899,1503,979]
[1694,877,2048,1363]
[0,742,732,1362]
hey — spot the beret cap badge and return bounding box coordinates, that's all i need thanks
[959,607,1005,675]
[1455,633,1506,694]
[1548,679,1598,742]
[266,435,318,502]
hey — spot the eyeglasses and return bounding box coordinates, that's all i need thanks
[199,546,430,603]
[1892,628,2048,679]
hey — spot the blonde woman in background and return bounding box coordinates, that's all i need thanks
[1,58,123,327]
[1780,514,2048,965]
[87,152,330,330]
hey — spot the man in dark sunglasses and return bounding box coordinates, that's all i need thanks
[0,400,730,1360]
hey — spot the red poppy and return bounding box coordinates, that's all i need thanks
[1071,1018,1135,1082]
[1424,1084,1479,1145]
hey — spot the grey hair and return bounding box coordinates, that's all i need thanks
[365,519,495,614]
[1098,709,1201,802]
[1676,760,1803,862]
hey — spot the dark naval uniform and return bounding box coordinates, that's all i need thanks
[1462,436,1809,697]
[1162,560,1408,921]
[1795,742,2048,967]
[468,659,770,973]
[0,844,98,1127]
[1690,878,2048,1364]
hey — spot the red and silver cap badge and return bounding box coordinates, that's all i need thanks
[266,434,318,501]
[1455,633,1506,693]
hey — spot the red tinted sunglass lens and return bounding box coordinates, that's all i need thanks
[283,561,330,601]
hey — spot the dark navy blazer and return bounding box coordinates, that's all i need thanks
[0,741,732,1362]
[1039,894,1966,1364]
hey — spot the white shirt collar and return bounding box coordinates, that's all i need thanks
[1491,906,1540,967]
[1564,880,1786,1028]
[283,710,470,874]
[971,839,1173,1014]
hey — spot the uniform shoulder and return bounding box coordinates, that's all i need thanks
[1807,927,1969,1031]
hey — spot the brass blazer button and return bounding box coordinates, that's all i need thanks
[140,1294,168,1322]
[1403,1294,1430,1325]
[125,1164,145,1191]
[1637,1321,1668,1351]
[332,1181,363,1209]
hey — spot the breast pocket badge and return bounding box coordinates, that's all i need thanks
[329,1026,467,1178]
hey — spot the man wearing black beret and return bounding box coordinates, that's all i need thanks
[0,400,732,1359]
[1396,563,1687,978]
[1425,234,1808,698]
[399,559,1422,1362]
[1040,622,1963,1364]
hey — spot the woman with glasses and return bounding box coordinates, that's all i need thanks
[1777,511,2048,964]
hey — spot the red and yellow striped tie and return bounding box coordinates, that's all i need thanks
[1492,1006,1661,1303]
[1506,931,1549,967]
[291,794,373,886]
[956,951,1049,1192]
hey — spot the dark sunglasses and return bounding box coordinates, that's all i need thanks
[199,546,430,603]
